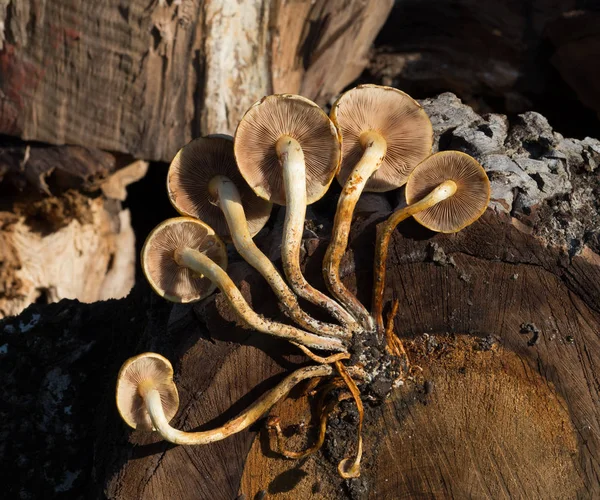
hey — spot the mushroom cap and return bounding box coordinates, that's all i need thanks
[141,217,228,303]
[234,94,341,206]
[116,352,179,430]
[331,84,433,192]
[167,135,272,239]
[405,151,491,233]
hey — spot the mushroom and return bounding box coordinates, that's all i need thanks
[324,85,433,331]
[167,135,272,240]
[142,215,228,304]
[371,151,491,330]
[142,217,346,352]
[116,352,334,445]
[168,135,349,340]
[234,94,357,329]
[116,352,179,432]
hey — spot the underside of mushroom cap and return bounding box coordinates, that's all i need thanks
[116,352,179,430]
[167,135,272,239]
[332,84,433,192]
[234,94,341,205]
[405,151,491,233]
[141,217,228,303]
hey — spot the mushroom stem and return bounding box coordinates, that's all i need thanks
[372,179,458,331]
[174,247,346,352]
[140,364,333,445]
[208,175,351,340]
[276,135,358,329]
[323,130,387,331]
[334,360,364,478]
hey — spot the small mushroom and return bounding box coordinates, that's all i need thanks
[168,135,349,340]
[371,151,490,330]
[324,85,433,330]
[142,217,346,352]
[141,216,228,303]
[167,135,272,240]
[116,352,179,431]
[234,94,356,329]
[116,352,334,445]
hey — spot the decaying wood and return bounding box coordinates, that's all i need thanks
[0,0,393,162]
[1,210,599,499]
[0,144,145,318]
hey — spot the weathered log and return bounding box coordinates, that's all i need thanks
[2,94,599,498]
[0,143,146,318]
[0,0,393,162]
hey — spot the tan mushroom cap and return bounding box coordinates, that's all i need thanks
[141,217,227,303]
[405,151,491,233]
[116,352,179,430]
[167,135,272,239]
[234,94,341,205]
[331,84,433,192]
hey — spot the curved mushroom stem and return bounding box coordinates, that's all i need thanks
[276,136,358,329]
[292,343,351,364]
[174,247,346,352]
[208,175,350,340]
[372,180,458,332]
[323,131,387,332]
[139,364,333,445]
[334,360,364,478]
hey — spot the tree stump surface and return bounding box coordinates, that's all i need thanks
[0,0,392,162]
[1,95,599,498]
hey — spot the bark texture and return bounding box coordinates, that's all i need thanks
[1,95,599,499]
[0,0,393,162]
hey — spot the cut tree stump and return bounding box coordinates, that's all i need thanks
[0,0,393,162]
[1,95,599,498]
[2,210,599,499]
[0,142,146,318]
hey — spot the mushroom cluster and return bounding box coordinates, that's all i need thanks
[116,85,490,478]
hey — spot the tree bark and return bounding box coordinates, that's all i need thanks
[0,0,393,162]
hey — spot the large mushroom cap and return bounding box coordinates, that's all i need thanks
[116,352,179,430]
[234,94,341,206]
[405,151,491,233]
[167,135,272,239]
[141,217,227,303]
[331,84,433,192]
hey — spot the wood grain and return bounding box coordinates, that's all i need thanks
[235,211,600,498]
[2,211,599,498]
[0,0,393,162]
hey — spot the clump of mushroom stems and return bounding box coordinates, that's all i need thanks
[140,364,333,445]
[371,180,457,331]
[208,174,350,340]
[174,245,346,353]
[128,86,490,480]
